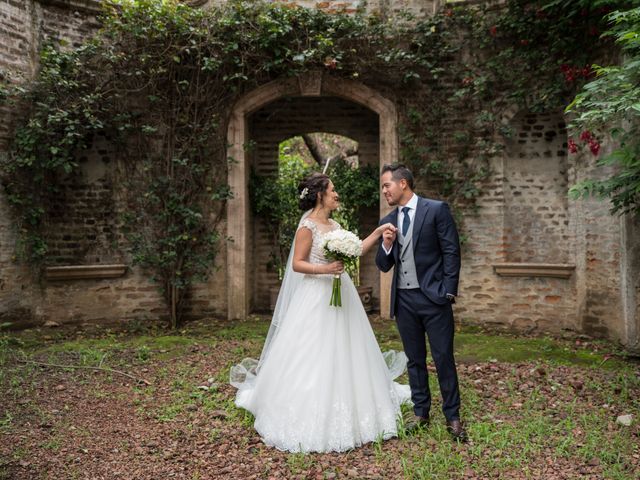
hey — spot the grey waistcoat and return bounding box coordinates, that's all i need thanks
[397,217,420,289]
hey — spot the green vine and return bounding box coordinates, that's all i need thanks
[0,0,622,325]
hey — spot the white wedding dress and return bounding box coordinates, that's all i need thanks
[230,215,411,453]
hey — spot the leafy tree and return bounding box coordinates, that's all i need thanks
[566,5,640,215]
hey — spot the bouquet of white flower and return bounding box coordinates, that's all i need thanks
[322,229,363,307]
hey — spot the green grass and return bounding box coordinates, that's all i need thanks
[286,451,317,474]
[454,331,622,367]
[0,411,13,433]
[1,318,638,480]
[212,320,270,341]
[395,398,638,479]
[12,318,617,369]
[41,334,199,357]
[371,321,627,369]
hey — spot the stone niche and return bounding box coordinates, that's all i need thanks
[458,110,580,335]
[502,112,572,264]
[43,135,123,267]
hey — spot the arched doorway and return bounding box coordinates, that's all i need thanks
[249,119,378,313]
[226,72,398,319]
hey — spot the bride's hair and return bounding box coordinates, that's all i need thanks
[298,173,330,210]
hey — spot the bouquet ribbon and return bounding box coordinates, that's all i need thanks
[329,273,342,307]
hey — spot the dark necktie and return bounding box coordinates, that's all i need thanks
[402,206,411,236]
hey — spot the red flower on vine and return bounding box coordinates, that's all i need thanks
[561,64,575,83]
[462,76,473,86]
[571,131,601,156]
[444,9,453,17]
[520,39,529,46]
[324,57,337,70]
[560,64,593,83]
[580,130,593,142]
[489,25,497,37]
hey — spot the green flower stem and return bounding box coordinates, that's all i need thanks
[330,274,342,307]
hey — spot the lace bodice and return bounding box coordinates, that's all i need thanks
[298,218,341,265]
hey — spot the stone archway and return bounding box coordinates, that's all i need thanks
[249,100,378,313]
[226,72,398,320]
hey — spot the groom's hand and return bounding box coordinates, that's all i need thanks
[382,226,396,251]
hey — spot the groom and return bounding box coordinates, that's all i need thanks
[376,163,467,442]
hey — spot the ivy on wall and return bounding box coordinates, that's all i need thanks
[0,0,623,326]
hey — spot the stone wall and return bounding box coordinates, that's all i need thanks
[622,214,640,351]
[455,110,580,334]
[454,109,638,348]
[0,0,102,326]
[569,139,628,340]
[0,0,228,325]
[0,0,638,352]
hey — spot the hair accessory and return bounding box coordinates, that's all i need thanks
[299,187,309,199]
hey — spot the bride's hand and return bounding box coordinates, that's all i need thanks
[324,261,344,275]
[376,223,397,236]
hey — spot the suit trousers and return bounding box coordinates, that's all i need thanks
[396,288,461,421]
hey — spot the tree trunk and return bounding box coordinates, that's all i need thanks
[170,283,177,329]
[301,134,358,171]
[302,134,325,166]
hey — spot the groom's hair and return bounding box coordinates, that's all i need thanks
[382,163,414,190]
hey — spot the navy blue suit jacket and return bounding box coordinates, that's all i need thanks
[376,196,461,317]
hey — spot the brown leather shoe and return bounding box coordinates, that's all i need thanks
[446,419,468,442]
[403,414,430,433]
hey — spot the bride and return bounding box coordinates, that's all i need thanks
[230,172,410,453]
